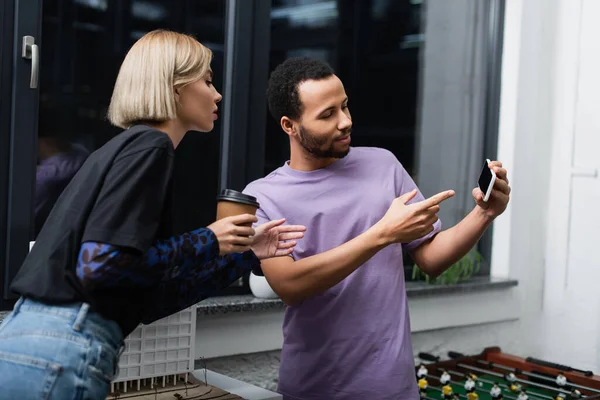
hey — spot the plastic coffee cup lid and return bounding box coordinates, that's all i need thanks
[216,189,260,208]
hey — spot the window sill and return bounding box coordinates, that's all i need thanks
[196,277,518,317]
[406,276,518,297]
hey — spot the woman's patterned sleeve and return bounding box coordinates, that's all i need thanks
[76,227,220,288]
[76,227,262,321]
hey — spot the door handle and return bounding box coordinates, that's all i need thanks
[21,35,39,89]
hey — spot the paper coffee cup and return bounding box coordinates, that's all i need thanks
[216,189,260,226]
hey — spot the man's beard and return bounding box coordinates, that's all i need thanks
[298,125,350,159]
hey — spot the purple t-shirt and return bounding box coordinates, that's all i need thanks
[243,147,441,400]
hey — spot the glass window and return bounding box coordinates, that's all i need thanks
[35,0,226,238]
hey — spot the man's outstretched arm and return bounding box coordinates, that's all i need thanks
[260,189,455,306]
[410,161,511,277]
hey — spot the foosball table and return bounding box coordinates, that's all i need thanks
[415,347,600,400]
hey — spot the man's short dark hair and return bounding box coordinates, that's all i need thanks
[267,57,335,122]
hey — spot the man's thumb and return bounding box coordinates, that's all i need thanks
[398,189,418,204]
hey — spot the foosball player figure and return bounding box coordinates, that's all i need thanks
[465,376,478,400]
[490,383,503,399]
[556,373,567,387]
[418,377,428,398]
[442,383,454,399]
[467,391,479,400]
[517,390,529,400]
[440,370,452,385]
[464,376,476,392]
[570,389,582,399]
[417,364,428,379]
[504,373,521,393]
[553,393,567,400]
[509,383,522,393]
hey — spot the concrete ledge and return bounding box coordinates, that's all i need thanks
[195,277,519,316]
[197,295,284,315]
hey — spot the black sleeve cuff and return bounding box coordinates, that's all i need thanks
[248,251,264,276]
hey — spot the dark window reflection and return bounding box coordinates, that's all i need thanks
[35,99,89,237]
[265,0,424,178]
[36,0,226,238]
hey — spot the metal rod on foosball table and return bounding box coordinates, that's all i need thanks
[582,394,600,400]
[474,359,600,395]
[443,369,552,400]
[456,363,588,395]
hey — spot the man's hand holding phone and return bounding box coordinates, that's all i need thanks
[474,159,511,219]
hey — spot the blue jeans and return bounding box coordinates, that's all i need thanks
[0,297,124,400]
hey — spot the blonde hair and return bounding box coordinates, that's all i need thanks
[107,30,213,129]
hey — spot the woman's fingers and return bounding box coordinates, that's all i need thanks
[277,240,297,249]
[279,232,305,241]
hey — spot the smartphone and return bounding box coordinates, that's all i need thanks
[478,159,496,202]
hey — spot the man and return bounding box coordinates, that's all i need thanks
[243,57,510,400]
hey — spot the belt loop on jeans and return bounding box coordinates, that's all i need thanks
[72,302,90,332]
[12,297,25,314]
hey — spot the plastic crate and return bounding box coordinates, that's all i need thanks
[113,306,197,384]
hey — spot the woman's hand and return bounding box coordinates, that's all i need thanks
[207,214,257,255]
[251,219,307,260]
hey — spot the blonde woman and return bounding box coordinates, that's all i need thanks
[0,30,305,399]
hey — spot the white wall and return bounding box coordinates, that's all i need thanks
[197,286,520,360]
[196,311,284,360]
[539,0,600,372]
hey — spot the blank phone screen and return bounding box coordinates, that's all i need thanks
[478,161,493,192]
